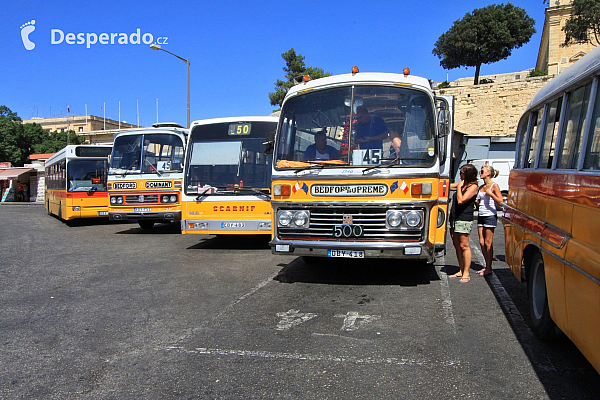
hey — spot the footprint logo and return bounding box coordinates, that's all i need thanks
[20,20,36,50]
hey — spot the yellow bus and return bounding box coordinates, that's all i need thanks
[108,123,188,229]
[45,144,112,220]
[181,116,278,235]
[503,46,600,373]
[270,67,454,263]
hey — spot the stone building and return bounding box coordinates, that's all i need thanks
[440,0,595,139]
[21,115,139,144]
[536,0,596,75]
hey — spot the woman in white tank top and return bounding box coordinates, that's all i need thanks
[476,165,504,276]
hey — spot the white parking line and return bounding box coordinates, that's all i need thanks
[164,346,460,367]
[436,259,458,336]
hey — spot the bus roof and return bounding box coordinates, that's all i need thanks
[46,144,112,165]
[190,116,279,128]
[285,71,433,100]
[527,45,600,111]
[112,126,189,139]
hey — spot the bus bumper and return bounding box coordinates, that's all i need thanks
[269,238,435,262]
[109,210,181,222]
[181,219,272,234]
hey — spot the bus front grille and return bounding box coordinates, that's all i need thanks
[125,195,159,204]
[277,207,425,242]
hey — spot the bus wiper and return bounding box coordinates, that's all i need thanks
[362,156,399,174]
[294,160,346,173]
[235,187,271,198]
[294,163,326,173]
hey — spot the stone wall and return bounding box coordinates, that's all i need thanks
[439,75,555,137]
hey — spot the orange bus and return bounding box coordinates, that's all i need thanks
[45,144,112,220]
[503,46,600,373]
[270,67,454,263]
[181,116,278,235]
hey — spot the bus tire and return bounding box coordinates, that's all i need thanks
[138,220,156,230]
[527,251,559,340]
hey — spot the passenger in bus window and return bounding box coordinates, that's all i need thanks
[476,165,503,276]
[304,130,338,161]
[354,106,389,149]
[448,164,479,283]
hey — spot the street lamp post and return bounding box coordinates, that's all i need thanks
[150,44,190,128]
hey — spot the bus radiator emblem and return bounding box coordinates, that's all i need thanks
[139,195,144,202]
[343,214,353,224]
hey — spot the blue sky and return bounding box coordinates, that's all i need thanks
[2,0,546,128]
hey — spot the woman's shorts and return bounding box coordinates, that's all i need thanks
[450,219,474,234]
[477,214,497,228]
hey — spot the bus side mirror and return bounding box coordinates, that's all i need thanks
[264,130,275,155]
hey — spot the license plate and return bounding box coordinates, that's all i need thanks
[134,207,151,212]
[98,211,108,216]
[221,222,245,228]
[327,249,364,258]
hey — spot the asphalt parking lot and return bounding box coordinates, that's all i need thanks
[0,203,598,399]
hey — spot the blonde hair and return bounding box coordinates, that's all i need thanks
[482,165,499,178]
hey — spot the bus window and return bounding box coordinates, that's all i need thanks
[516,114,530,168]
[540,97,562,169]
[524,109,543,168]
[584,86,600,170]
[557,83,591,169]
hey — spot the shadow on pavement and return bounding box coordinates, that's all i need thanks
[187,235,271,250]
[274,257,439,286]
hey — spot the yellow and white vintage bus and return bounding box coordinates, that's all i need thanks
[270,67,454,263]
[181,116,278,235]
[503,46,600,373]
[45,144,112,220]
[108,123,188,229]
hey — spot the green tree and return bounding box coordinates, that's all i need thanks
[563,0,600,47]
[269,48,331,108]
[432,3,536,85]
[33,129,82,154]
[0,105,83,166]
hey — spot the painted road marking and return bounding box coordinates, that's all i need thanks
[335,311,381,331]
[276,309,318,330]
[165,346,460,367]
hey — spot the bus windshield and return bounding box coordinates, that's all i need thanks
[275,85,436,169]
[185,120,275,194]
[109,133,185,175]
[67,159,108,192]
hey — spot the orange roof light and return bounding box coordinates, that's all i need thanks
[303,75,310,83]
[352,66,359,75]
[403,68,410,77]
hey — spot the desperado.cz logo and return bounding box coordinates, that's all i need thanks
[20,20,168,50]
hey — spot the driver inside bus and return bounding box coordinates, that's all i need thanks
[354,106,389,150]
[304,130,339,161]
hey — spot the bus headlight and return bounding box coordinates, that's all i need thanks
[386,210,403,228]
[405,210,422,228]
[162,195,169,203]
[293,210,310,228]
[278,210,294,227]
[169,195,177,203]
[110,196,123,205]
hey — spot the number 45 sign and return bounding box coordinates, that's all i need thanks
[352,149,382,166]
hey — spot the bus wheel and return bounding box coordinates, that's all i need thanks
[527,251,558,340]
[138,220,155,230]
